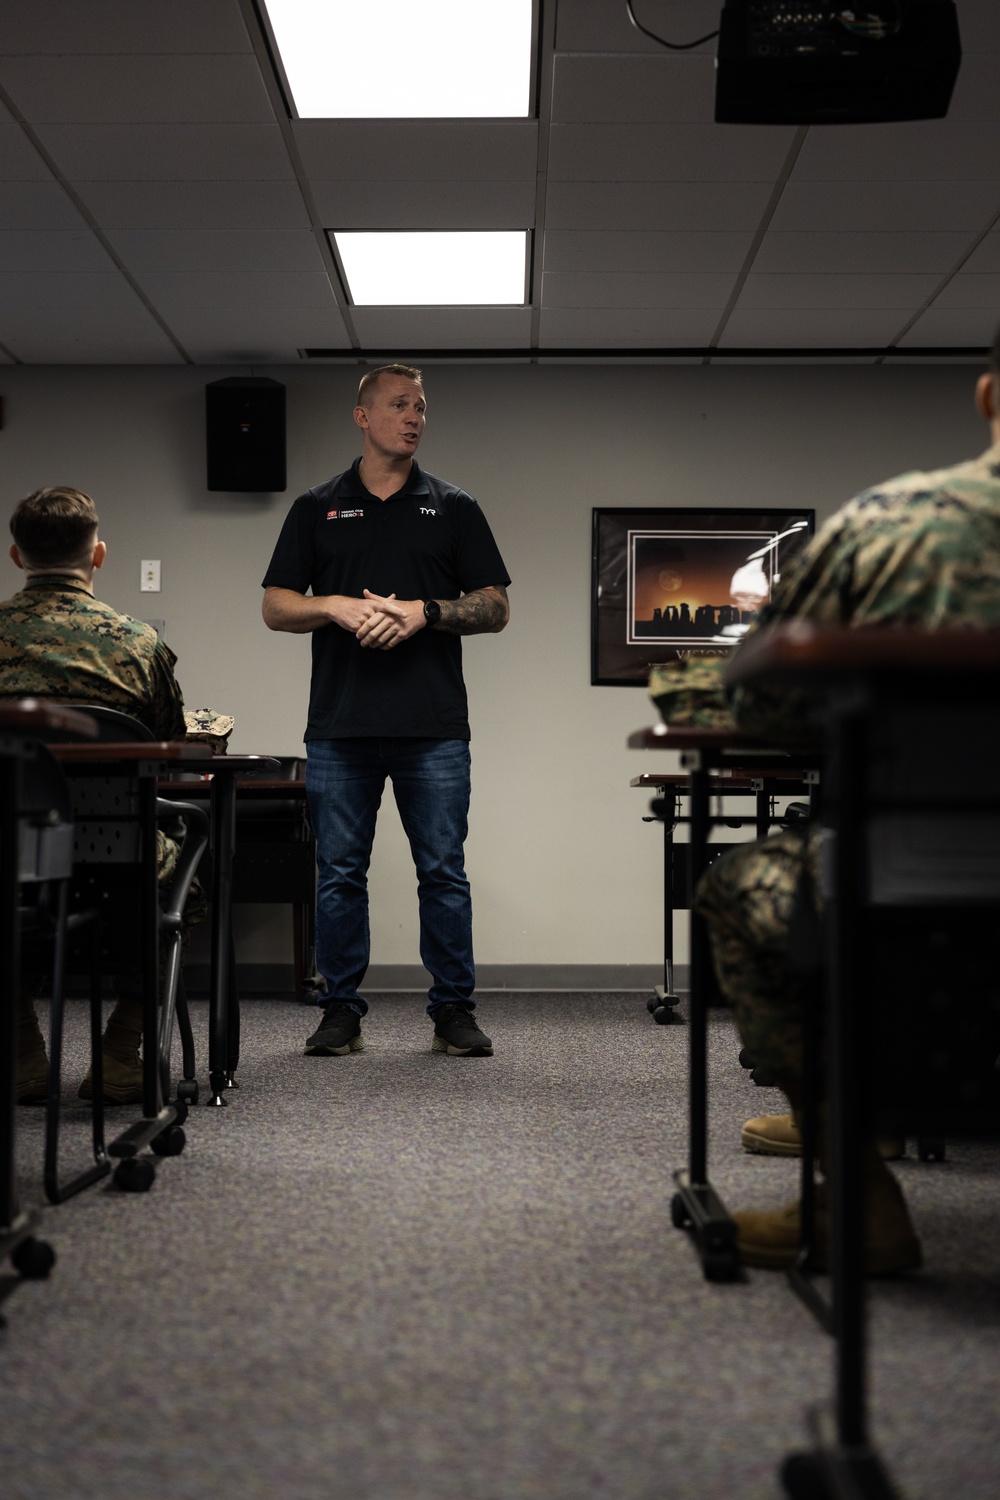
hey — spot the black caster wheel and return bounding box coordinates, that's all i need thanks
[750,1065,779,1087]
[738,1047,754,1069]
[177,1079,199,1107]
[151,1126,186,1158]
[12,1236,56,1280]
[169,1099,189,1128]
[113,1156,156,1193]
[646,998,658,1014]
[918,1136,946,1162]
[670,1193,691,1230]
[781,1451,828,1499]
[653,1004,678,1024]
[703,1250,740,1283]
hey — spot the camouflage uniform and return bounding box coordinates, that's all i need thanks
[657,443,1000,1086]
[0,573,198,903]
[0,574,185,740]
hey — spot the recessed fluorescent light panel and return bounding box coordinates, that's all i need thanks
[262,0,533,118]
[331,231,529,306]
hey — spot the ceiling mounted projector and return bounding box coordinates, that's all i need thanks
[714,1,961,124]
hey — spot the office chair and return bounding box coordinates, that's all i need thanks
[16,742,106,1206]
[31,705,208,1190]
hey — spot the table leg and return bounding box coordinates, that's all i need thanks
[670,755,740,1282]
[206,774,237,1106]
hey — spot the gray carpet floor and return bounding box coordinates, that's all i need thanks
[2,994,999,1500]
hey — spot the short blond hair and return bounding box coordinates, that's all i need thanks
[357,363,423,407]
[10,487,99,568]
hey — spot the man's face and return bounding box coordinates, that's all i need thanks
[355,376,426,461]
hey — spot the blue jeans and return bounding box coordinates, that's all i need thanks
[305,737,475,1015]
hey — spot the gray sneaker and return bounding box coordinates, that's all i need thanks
[431,1003,493,1056]
[305,1002,364,1055]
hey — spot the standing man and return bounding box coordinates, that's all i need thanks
[262,365,510,1058]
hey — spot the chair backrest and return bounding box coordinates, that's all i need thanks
[31,703,155,744]
[838,678,1000,1138]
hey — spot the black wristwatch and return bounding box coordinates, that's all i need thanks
[423,598,441,627]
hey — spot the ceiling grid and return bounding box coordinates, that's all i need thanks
[0,0,997,364]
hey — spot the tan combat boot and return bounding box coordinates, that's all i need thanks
[733,1152,923,1275]
[79,997,144,1104]
[741,1111,905,1161]
[17,996,49,1105]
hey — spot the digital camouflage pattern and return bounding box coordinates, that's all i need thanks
[0,574,185,740]
[183,708,235,754]
[695,827,822,1091]
[647,655,732,729]
[687,443,1000,1093]
[0,573,202,918]
[649,442,1000,740]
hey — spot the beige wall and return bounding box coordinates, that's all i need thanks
[0,361,986,978]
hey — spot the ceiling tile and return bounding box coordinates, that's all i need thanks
[0,120,50,180]
[0,303,185,363]
[134,272,339,315]
[555,0,717,53]
[542,271,734,308]
[538,307,719,344]
[0,56,274,124]
[169,308,353,363]
[739,273,941,310]
[548,123,796,182]
[944,51,1000,125]
[32,123,294,181]
[350,307,533,347]
[75,180,312,231]
[900,307,998,345]
[106,229,325,274]
[544,180,772,232]
[313,180,536,230]
[0,0,252,51]
[0,271,150,312]
[720,309,914,346]
[0,230,112,272]
[770,179,1000,234]
[293,121,538,182]
[0,181,90,230]
[930,272,1000,307]
[957,11,1000,51]
[796,122,1000,182]
[753,231,973,275]
[551,55,714,123]
[543,230,752,274]
[957,233,1000,273]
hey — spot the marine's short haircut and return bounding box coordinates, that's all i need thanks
[357,363,424,407]
[10,487,99,569]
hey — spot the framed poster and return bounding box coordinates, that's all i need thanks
[591,506,814,685]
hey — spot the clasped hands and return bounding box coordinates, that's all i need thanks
[354,589,427,651]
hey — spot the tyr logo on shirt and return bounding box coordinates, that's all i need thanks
[327,508,364,520]
[419,507,437,516]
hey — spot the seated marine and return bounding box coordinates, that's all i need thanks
[1,486,205,1105]
[649,330,1000,1271]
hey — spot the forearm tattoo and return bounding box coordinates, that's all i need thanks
[436,585,509,635]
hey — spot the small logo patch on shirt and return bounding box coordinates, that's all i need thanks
[327,508,364,520]
[419,507,437,516]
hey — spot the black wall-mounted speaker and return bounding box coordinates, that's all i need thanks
[205,376,286,492]
[714,0,961,125]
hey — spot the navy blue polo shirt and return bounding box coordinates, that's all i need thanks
[262,459,510,740]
